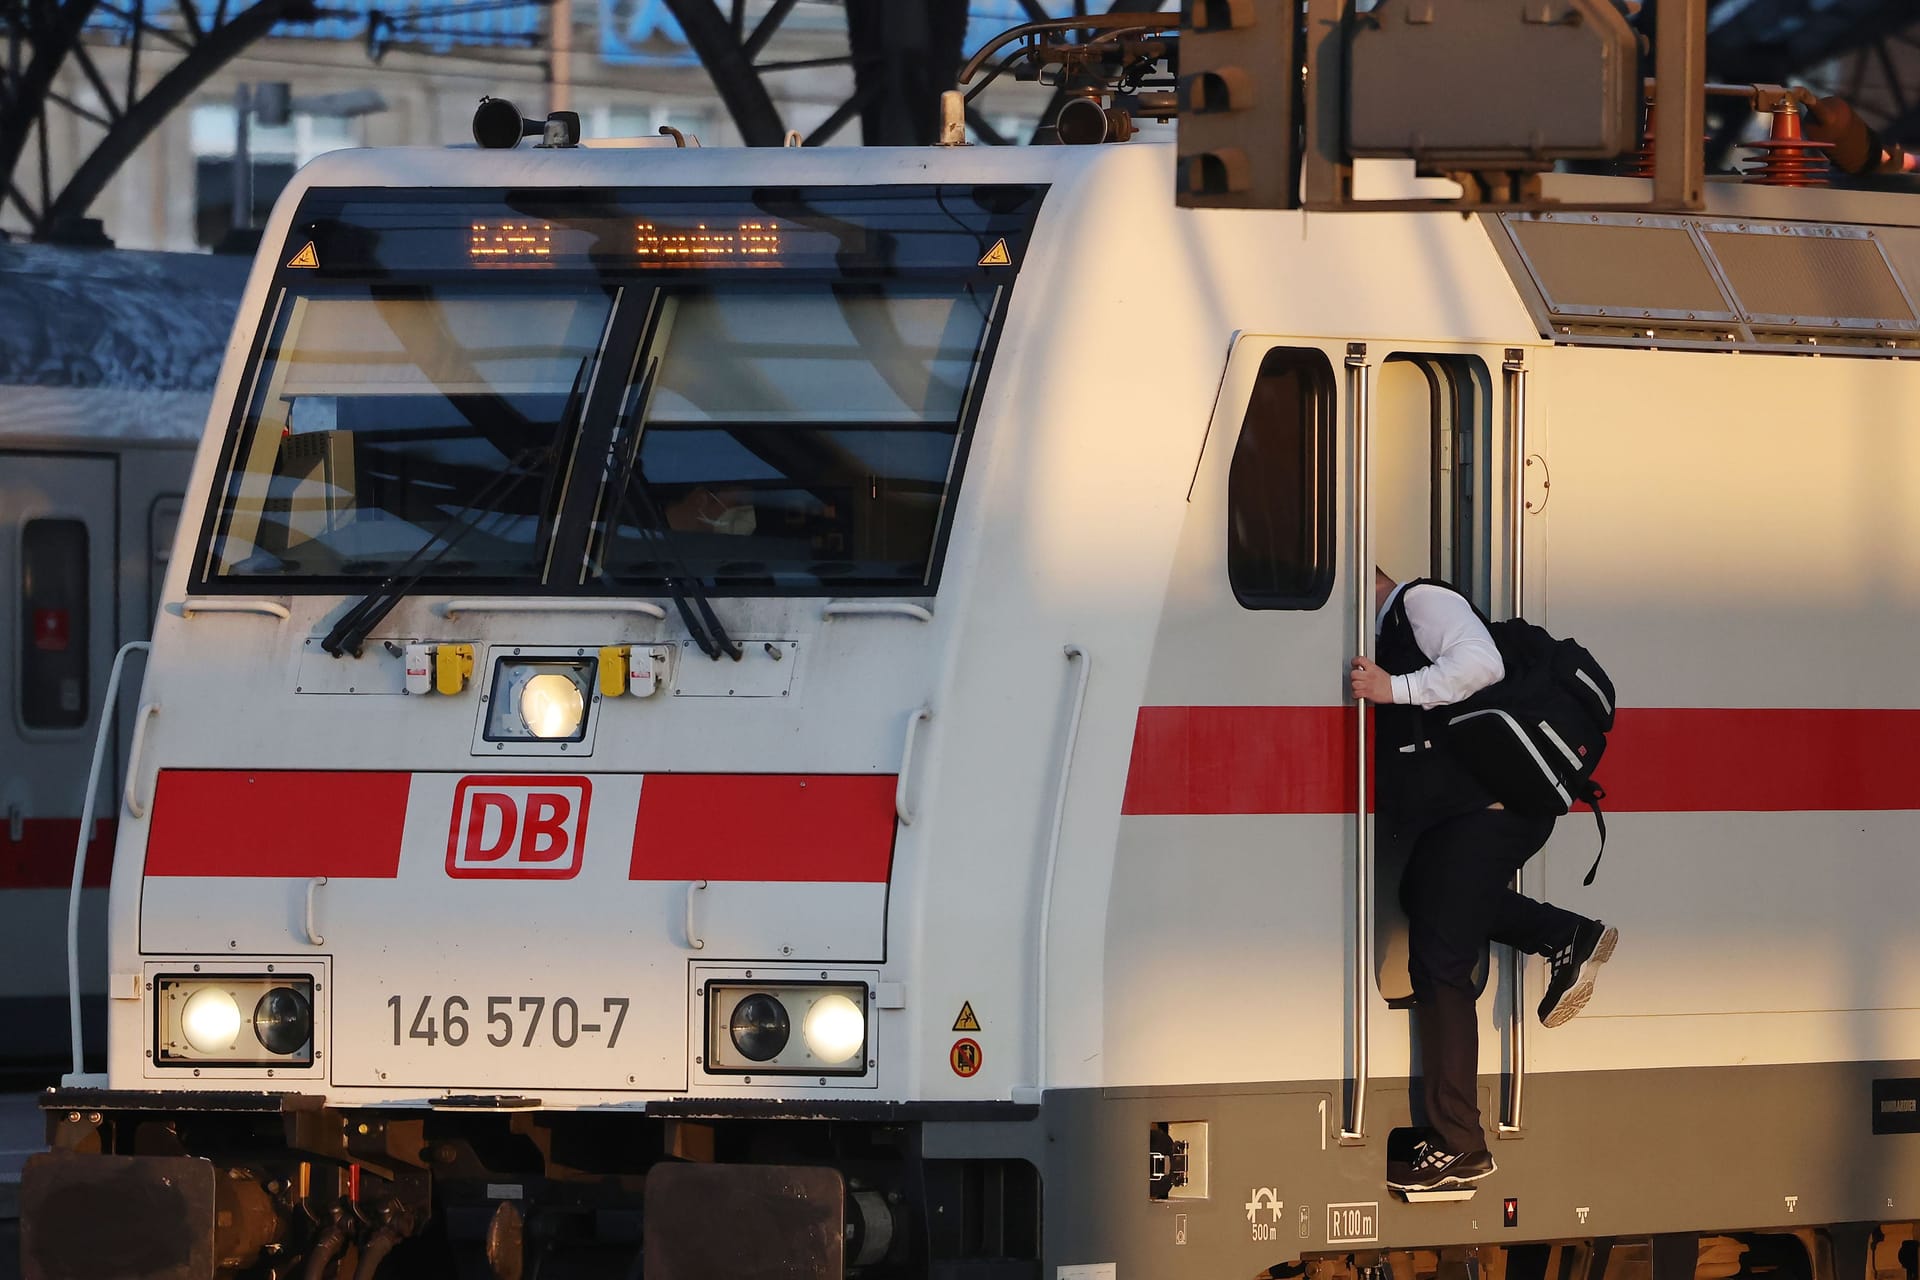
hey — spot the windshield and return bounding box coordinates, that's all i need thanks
[207,288,611,581]
[195,184,1041,596]
[590,282,993,591]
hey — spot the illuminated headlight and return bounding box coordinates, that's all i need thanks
[802,993,866,1066]
[156,975,315,1066]
[706,982,869,1076]
[485,659,595,743]
[180,988,240,1054]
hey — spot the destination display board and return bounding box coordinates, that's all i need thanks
[281,185,1045,276]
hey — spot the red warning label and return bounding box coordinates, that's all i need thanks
[950,1038,982,1078]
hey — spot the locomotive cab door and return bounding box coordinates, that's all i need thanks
[1369,352,1502,1006]
[1357,343,1531,1137]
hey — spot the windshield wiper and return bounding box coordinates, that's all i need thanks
[607,470,742,662]
[320,440,554,658]
[596,359,740,661]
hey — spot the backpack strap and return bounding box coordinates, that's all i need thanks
[1574,779,1608,886]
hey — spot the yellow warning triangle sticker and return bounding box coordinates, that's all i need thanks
[286,242,319,269]
[977,238,1011,267]
[952,1001,981,1032]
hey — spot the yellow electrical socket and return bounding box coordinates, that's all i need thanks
[599,646,631,697]
[434,643,474,695]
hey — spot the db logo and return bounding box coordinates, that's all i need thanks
[446,776,592,879]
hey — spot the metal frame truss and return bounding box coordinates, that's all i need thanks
[656,0,803,145]
[1812,17,1920,147]
[1,0,318,238]
[663,0,1168,148]
[660,0,971,148]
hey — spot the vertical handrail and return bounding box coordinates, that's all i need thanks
[895,706,933,826]
[122,701,161,819]
[684,880,708,951]
[1032,645,1090,1092]
[1342,344,1372,1141]
[68,640,151,1081]
[304,877,329,947]
[1499,348,1529,1134]
[1505,349,1529,617]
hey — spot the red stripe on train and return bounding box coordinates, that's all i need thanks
[1121,706,1354,815]
[631,774,897,882]
[1120,706,1920,815]
[146,771,411,877]
[0,820,116,889]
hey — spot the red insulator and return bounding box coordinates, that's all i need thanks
[1627,99,1658,177]
[1623,98,1711,179]
[1743,100,1833,187]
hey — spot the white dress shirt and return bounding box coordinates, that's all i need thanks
[1375,583,1505,709]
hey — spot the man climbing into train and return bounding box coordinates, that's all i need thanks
[1350,568,1618,1194]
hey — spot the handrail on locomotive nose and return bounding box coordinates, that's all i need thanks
[65,640,151,1084]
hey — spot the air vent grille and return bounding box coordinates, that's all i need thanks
[1498,211,1920,350]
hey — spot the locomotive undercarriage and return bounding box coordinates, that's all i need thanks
[20,1093,1042,1279]
[1304,1228,1919,1280]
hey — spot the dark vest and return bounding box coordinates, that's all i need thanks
[1375,581,1496,833]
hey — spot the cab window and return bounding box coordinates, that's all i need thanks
[205,288,612,583]
[587,282,994,592]
[1228,347,1336,611]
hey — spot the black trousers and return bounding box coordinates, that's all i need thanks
[1398,807,1584,1154]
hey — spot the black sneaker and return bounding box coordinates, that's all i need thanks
[1386,1140,1496,1192]
[1538,920,1619,1028]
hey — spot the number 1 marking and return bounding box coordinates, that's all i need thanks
[1318,1098,1327,1151]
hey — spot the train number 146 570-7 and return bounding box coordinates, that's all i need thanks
[387,995,629,1049]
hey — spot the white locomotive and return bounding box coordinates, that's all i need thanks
[17,79,1920,1280]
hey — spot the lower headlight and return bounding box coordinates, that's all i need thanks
[156,974,317,1066]
[801,993,865,1066]
[705,981,870,1076]
[728,993,791,1062]
[180,988,241,1054]
[253,986,314,1056]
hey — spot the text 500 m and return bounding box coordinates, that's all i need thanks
[387,995,629,1048]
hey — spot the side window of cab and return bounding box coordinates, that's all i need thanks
[1227,347,1336,611]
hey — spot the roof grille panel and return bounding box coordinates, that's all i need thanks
[1505,216,1735,323]
[1703,224,1915,330]
[1496,210,1920,350]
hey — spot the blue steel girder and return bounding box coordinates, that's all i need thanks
[1,0,318,238]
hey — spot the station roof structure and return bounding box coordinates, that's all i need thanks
[5,0,1920,245]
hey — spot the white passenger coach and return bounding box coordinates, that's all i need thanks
[0,242,242,1072]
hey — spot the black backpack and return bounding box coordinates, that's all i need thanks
[1412,582,1618,884]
